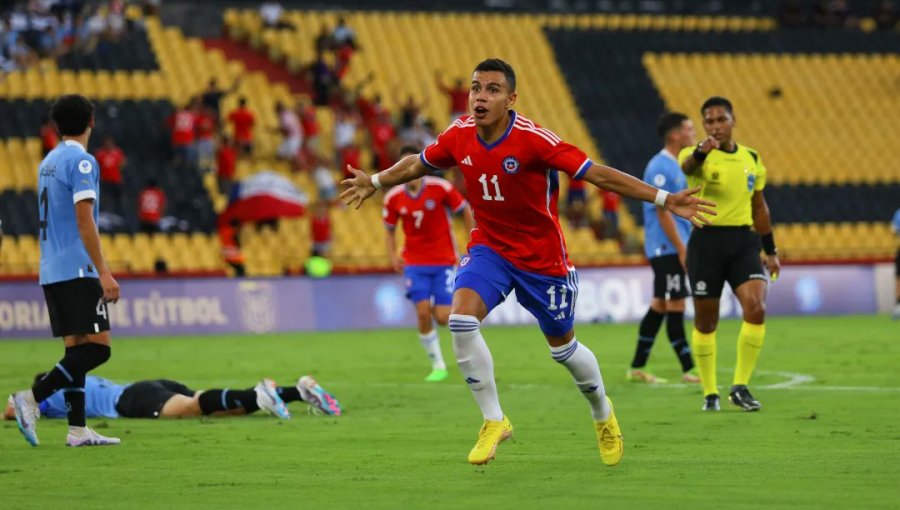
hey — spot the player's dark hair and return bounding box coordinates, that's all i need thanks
[398,144,420,157]
[657,112,690,139]
[701,96,733,116]
[49,94,94,136]
[474,58,516,93]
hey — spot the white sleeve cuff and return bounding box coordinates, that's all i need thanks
[73,190,97,203]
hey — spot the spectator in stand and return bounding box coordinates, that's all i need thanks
[227,97,255,155]
[340,141,362,181]
[168,98,198,171]
[314,23,332,53]
[435,71,469,121]
[195,105,217,174]
[778,0,808,27]
[220,219,246,277]
[94,136,126,216]
[201,77,241,120]
[333,41,354,82]
[312,155,338,205]
[273,101,303,170]
[39,115,59,156]
[369,110,397,170]
[310,200,332,258]
[873,0,898,30]
[260,1,294,30]
[565,176,587,228]
[138,178,166,234]
[10,34,39,69]
[310,49,336,106]
[812,0,856,28]
[331,16,356,48]
[598,190,623,247]
[297,96,321,154]
[397,95,425,141]
[333,107,359,168]
[216,135,238,196]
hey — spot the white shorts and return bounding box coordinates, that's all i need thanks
[277,137,302,159]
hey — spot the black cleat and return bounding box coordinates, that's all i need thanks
[729,385,761,411]
[702,394,720,411]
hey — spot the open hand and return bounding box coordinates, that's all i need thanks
[340,166,377,209]
[666,187,717,228]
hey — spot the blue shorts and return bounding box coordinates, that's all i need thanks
[403,265,456,306]
[455,245,579,336]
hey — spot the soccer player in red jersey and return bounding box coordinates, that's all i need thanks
[383,145,475,382]
[342,59,715,466]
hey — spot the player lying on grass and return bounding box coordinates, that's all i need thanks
[4,374,341,421]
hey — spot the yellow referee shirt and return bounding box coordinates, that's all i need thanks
[678,143,767,227]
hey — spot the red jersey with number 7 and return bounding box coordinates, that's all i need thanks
[420,111,593,277]
[383,176,468,266]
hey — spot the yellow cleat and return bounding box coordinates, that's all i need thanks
[467,416,513,465]
[595,397,624,466]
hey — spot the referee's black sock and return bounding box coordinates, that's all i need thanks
[666,312,694,373]
[277,386,303,403]
[198,389,258,415]
[632,308,665,368]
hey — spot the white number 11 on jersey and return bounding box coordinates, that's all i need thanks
[478,174,505,202]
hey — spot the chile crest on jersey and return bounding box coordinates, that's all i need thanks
[502,156,520,174]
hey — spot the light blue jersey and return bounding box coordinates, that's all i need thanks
[642,149,692,259]
[38,140,101,285]
[892,208,900,234]
[39,375,126,419]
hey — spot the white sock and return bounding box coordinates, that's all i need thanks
[550,338,610,421]
[68,426,88,437]
[418,329,447,370]
[449,314,503,421]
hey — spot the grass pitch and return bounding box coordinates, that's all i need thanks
[2,315,898,510]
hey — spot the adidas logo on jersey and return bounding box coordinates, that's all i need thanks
[461,155,473,166]
[554,311,566,320]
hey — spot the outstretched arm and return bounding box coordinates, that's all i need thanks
[580,163,716,227]
[681,136,718,175]
[340,155,429,209]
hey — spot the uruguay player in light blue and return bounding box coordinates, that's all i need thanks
[10,94,121,448]
[628,112,700,384]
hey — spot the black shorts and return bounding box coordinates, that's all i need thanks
[649,254,689,300]
[42,278,111,338]
[115,379,196,418]
[895,248,900,277]
[687,226,766,299]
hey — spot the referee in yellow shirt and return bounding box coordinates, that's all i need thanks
[679,97,780,412]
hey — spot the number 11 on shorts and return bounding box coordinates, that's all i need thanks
[547,285,568,311]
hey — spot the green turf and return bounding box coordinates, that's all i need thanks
[2,315,899,509]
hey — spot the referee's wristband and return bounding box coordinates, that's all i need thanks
[761,232,777,255]
[692,143,708,162]
[371,173,383,190]
[654,189,670,208]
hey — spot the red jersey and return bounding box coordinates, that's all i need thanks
[228,108,255,143]
[94,147,124,184]
[168,110,196,146]
[601,190,619,212]
[383,176,467,266]
[300,106,320,138]
[138,188,166,223]
[196,112,216,141]
[40,124,58,152]
[217,145,237,179]
[421,112,592,276]
[311,216,331,243]
[448,89,468,114]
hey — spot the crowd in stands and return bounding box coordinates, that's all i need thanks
[0,0,148,73]
[778,0,897,29]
